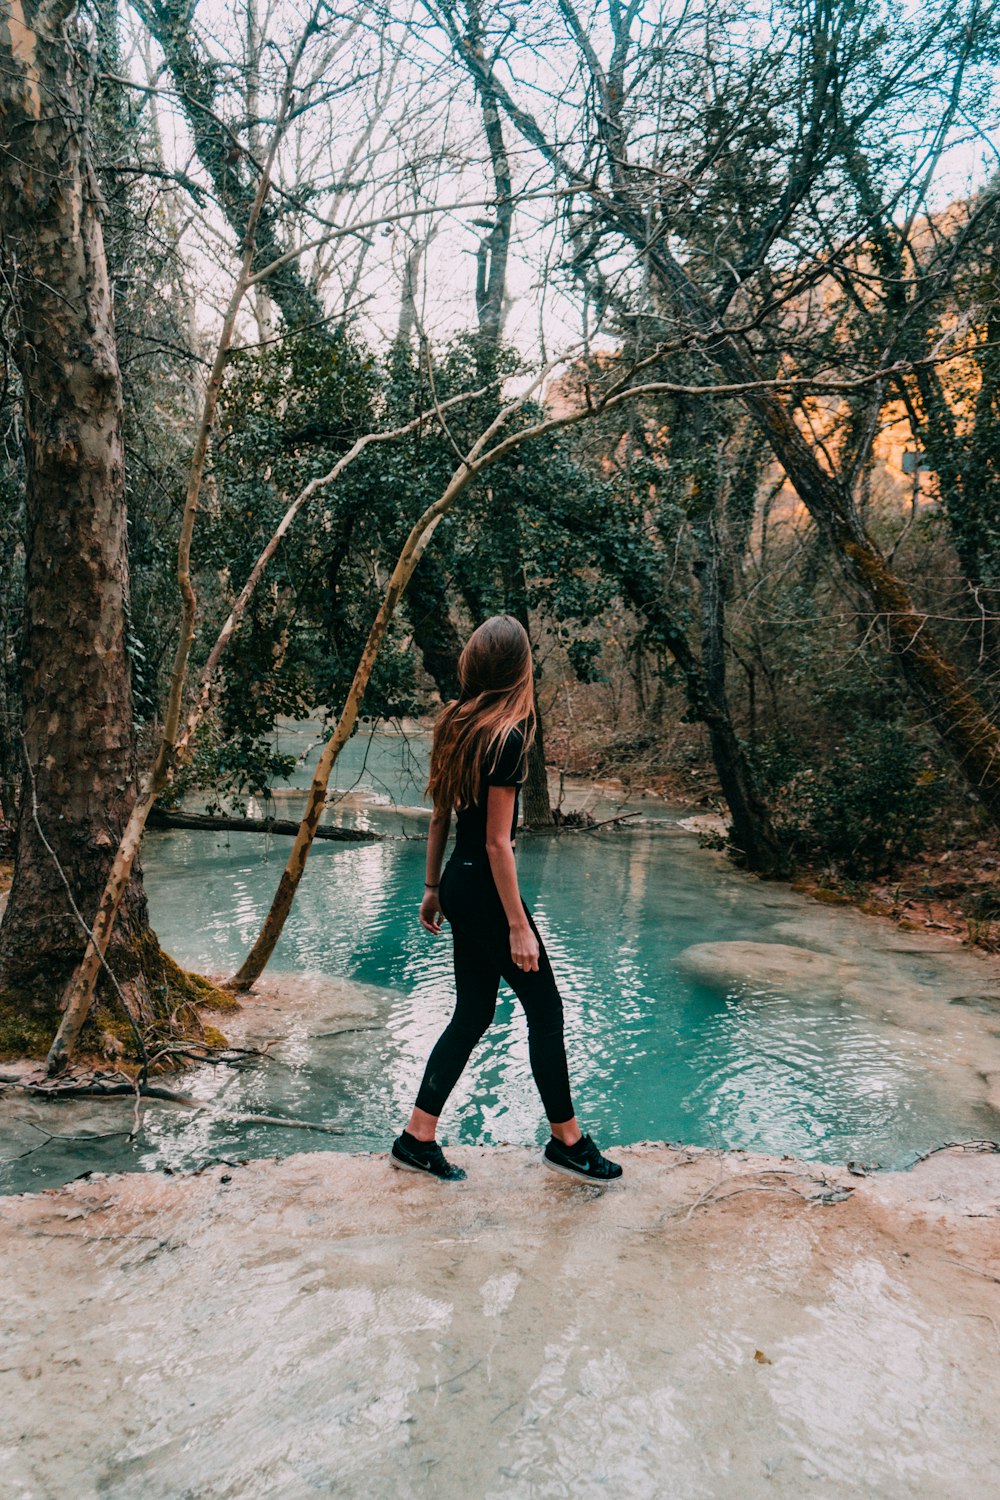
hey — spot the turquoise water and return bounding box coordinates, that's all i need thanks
[3,729,997,1192]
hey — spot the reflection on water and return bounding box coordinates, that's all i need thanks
[3,731,998,1192]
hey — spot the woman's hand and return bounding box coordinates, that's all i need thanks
[509,919,539,973]
[420,890,444,935]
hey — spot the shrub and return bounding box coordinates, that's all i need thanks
[760,723,937,877]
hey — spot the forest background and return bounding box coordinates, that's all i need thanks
[2,0,1000,1070]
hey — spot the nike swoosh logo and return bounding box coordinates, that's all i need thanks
[396,1144,430,1166]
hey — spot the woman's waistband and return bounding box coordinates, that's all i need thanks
[447,842,514,867]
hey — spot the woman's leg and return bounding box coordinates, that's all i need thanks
[405,864,579,1143]
[502,917,623,1179]
[407,924,501,1138]
[498,908,579,1141]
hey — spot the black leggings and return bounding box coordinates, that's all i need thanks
[413,852,575,1124]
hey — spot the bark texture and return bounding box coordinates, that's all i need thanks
[691,513,784,871]
[0,1,162,1019]
[42,8,315,1071]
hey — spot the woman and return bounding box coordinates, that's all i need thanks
[391,615,623,1184]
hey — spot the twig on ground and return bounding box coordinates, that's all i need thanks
[682,1169,732,1221]
[913,1139,1000,1163]
[943,1257,1000,1285]
[679,1166,854,1219]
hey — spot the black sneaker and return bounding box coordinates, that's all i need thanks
[390,1132,467,1181]
[543,1133,623,1182]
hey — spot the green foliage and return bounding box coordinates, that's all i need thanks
[167,713,297,816]
[180,326,427,806]
[381,335,621,684]
[760,723,938,877]
[565,637,604,683]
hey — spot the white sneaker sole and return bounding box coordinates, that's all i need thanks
[390,1152,428,1174]
[542,1154,622,1184]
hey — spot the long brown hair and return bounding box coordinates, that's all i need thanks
[426,615,537,812]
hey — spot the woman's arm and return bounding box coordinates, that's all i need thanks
[419,806,452,934]
[485,785,539,972]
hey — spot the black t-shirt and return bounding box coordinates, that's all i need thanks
[452,725,526,854]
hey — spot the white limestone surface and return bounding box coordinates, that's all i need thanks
[1,1142,998,1499]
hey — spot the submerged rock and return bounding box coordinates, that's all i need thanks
[675,939,850,993]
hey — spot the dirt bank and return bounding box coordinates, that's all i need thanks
[2,1142,997,1499]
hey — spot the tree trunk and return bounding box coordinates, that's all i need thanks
[146,0,468,707]
[508,598,553,828]
[469,3,512,343]
[230,455,479,989]
[521,689,554,827]
[464,2,554,821]
[228,363,570,989]
[406,564,463,700]
[692,512,785,870]
[634,583,785,871]
[0,1,168,1036]
[0,589,20,830]
[140,0,324,332]
[556,445,786,870]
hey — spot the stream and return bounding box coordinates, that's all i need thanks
[4,724,999,1192]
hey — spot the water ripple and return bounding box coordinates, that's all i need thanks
[4,809,997,1192]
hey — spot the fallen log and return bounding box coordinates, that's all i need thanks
[147,807,381,842]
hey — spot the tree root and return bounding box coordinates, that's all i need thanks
[0,930,240,1068]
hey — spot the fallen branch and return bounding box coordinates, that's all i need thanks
[523,810,642,837]
[138,1041,279,1072]
[5,1080,201,1106]
[218,1112,344,1135]
[912,1139,1000,1163]
[4,1077,345,1137]
[586,810,643,832]
[147,808,380,842]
